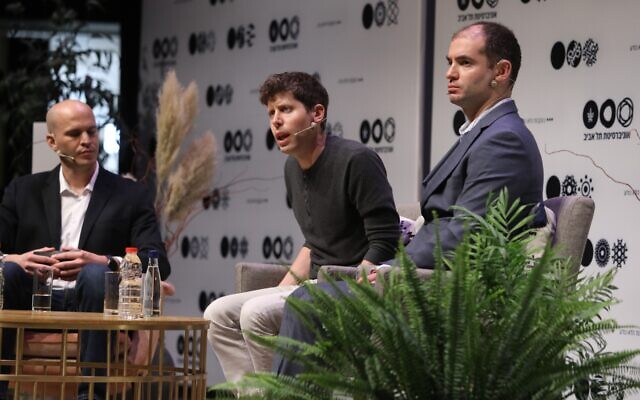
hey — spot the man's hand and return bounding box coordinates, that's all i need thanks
[51,247,108,281]
[356,259,377,284]
[4,247,58,275]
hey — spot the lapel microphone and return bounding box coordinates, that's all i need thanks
[56,150,76,161]
[292,117,327,136]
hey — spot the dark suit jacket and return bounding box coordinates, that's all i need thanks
[406,100,544,268]
[0,166,170,279]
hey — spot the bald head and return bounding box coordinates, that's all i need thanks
[46,100,95,135]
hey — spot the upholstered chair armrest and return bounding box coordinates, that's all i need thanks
[317,265,359,283]
[235,262,289,293]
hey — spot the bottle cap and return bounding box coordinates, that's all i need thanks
[125,247,138,253]
[149,249,159,258]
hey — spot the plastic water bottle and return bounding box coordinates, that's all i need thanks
[142,249,162,317]
[118,247,142,319]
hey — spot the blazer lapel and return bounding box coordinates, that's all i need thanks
[78,168,113,249]
[422,101,518,203]
[42,167,62,249]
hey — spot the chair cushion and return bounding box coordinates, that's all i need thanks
[527,206,557,259]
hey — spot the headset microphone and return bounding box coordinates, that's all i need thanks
[292,117,327,136]
[56,150,76,161]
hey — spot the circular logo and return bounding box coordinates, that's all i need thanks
[181,236,190,258]
[374,1,386,27]
[360,120,371,144]
[189,236,199,258]
[550,41,565,70]
[617,97,634,127]
[566,40,582,68]
[458,0,470,10]
[545,175,561,199]
[227,27,236,49]
[599,99,616,129]
[199,291,208,312]
[582,239,593,267]
[177,335,184,355]
[188,33,197,55]
[230,237,238,258]
[266,128,276,150]
[262,237,272,259]
[153,37,178,60]
[582,100,598,129]
[384,118,396,143]
[220,236,229,258]
[595,239,610,268]
[206,86,215,106]
[371,119,384,143]
[362,3,374,29]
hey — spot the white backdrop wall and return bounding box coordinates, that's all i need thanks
[431,1,640,397]
[139,0,424,384]
[140,0,640,392]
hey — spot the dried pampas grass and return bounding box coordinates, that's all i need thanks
[154,70,217,254]
[164,132,216,222]
[155,70,198,186]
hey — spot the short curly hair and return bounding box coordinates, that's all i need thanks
[259,72,329,116]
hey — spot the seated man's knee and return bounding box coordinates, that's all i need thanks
[289,285,313,302]
[239,296,283,333]
[204,294,240,329]
[2,261,28,283]
[77,263,109,299]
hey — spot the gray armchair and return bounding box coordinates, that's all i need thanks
[233,203,420,292]
[234,197,595,293]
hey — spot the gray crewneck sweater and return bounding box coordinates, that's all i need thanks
[285,135,399,270]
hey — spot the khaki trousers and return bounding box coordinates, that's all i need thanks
[204,285,298,383]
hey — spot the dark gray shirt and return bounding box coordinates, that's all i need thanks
[285,135,399,270]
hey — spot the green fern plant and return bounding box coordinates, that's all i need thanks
[214,190,640,399]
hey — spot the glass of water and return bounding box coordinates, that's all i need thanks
[32,268,53,311]
[104,271,120,315]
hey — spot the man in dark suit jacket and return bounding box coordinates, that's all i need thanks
[0,99,169,400]
[273,21,544,375]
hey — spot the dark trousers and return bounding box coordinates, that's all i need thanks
[272,281,351,376]
[1,262,110,399]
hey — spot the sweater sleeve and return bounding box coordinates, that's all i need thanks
[347,149,400,263]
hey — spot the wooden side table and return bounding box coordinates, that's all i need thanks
[0,310,208,399]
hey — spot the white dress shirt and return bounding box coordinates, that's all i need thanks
[54,162,99,289]
[458,98,513,136]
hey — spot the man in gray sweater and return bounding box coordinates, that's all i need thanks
[204,71,399,383]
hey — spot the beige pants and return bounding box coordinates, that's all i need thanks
[204,285,298,383]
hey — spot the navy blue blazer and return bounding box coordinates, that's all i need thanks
[0,166,170,279]
[406,100,544,268]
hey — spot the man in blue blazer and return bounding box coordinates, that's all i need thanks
[0,100,169,400]
[274,21,544,375]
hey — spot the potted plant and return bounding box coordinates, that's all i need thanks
[214,190,640,399]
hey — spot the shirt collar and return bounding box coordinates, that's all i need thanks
[458,98,513,136]
[59,162,100,195]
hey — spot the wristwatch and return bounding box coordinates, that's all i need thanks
[0,251,5,264]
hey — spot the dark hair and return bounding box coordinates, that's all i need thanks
[259,72,329,118]
[454,22,521,86]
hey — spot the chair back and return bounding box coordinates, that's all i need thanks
[543,196,595,275]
